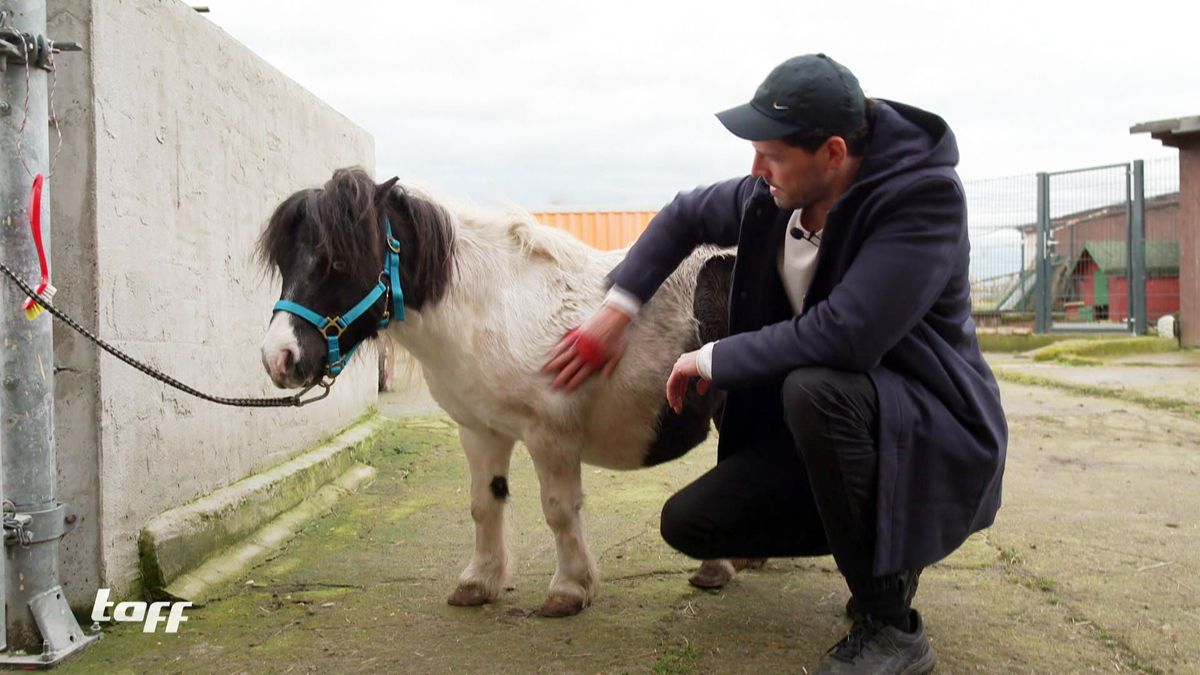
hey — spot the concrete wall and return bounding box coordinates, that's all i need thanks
[48,0,378,607]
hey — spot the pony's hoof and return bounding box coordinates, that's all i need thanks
[732,557,767,571]
[689,559,736,589]
[538,594,585,617]
[447,583,491,607]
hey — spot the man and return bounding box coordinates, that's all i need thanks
[545,53,1006,673]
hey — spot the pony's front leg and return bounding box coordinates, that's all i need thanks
[526,430,598,617]
[448,425,515,607]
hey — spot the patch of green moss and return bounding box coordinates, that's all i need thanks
[651,642,698,675]
[993,369,1200,418]
[1128,656,1165,675]
[1030,336,1178,364]
[977,333,1075,353]
[999,547,1020,567]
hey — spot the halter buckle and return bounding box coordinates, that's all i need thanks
[321,317,346,338]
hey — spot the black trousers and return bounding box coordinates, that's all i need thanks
[661,367,919,616]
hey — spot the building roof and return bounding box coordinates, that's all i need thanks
[1073,240,1180,276]
[1131,115,1200,148]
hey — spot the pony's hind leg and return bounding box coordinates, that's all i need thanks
[448,425,515,607]
[525,428,598,617]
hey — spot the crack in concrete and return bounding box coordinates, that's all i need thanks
[376,575,446,585]
[597,520,656,561]
[252,582,365,593]
[605,569,691,583]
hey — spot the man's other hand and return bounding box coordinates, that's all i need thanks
[666,349,711,413]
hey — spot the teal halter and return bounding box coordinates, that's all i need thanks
[273,215,405,377]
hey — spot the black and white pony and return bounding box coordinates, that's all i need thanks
[258,168,739,617]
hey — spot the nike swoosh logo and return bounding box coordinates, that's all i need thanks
[772,102,790,110]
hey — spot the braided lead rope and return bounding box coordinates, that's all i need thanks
[0,260,331,407]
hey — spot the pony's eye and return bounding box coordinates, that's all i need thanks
[332,260,347,272]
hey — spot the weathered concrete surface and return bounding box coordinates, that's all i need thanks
[55,375,1199,674]
[46,0,386,606]
[992,349,1200,410]
[139,416,386,603]
[989,383,1198,674]
[158,463,376,605]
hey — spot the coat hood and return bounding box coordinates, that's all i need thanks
[853,99,960,190]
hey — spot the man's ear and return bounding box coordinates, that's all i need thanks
[375,176,400,203]
[825,136,848,168]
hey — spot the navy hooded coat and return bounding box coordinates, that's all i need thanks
[608,100,1007,575]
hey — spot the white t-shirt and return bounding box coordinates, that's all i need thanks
[778,209,822,314]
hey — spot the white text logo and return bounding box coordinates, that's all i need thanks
[91,589,191,633]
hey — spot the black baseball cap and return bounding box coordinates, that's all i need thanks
[715,53,866,141]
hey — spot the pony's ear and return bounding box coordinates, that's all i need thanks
[375,176,400,204]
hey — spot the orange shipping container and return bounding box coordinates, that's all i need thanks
[532,211,657,251]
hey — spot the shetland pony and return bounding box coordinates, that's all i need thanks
[258,168,739,616]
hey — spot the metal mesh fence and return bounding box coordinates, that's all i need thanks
[964,156,1180,331]
[1047,163,1131,327]
[964,174,1037,319]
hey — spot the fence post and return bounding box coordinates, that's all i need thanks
[1035,172,1051,333]
[0,1,95,665]
[1129,160,1147,335]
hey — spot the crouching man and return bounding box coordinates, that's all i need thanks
[547,53,1007,673]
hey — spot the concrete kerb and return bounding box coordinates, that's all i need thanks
[138,416,387,605]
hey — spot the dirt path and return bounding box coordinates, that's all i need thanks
[60,376,1198,674]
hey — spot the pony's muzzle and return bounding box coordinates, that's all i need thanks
[261,313,310,388]
[275,347,296,379]
[262,345,299,388]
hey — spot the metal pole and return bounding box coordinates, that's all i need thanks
[0,0,51,652]
[0,1,93,665]
[1035,172,1050,333]
[1019,230,1026,280]
[1130,160,1147,335]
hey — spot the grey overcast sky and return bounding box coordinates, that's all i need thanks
[202,0,1195,211]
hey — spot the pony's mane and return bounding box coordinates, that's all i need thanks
[257,167,458,311]
[257,167,608,317]
[256,168,384,290]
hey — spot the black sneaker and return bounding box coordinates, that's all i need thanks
[812,610,936,674]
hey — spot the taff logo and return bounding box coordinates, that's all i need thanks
[91,589,192,633]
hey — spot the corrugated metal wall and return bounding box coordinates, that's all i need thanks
[532,211,657,250]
